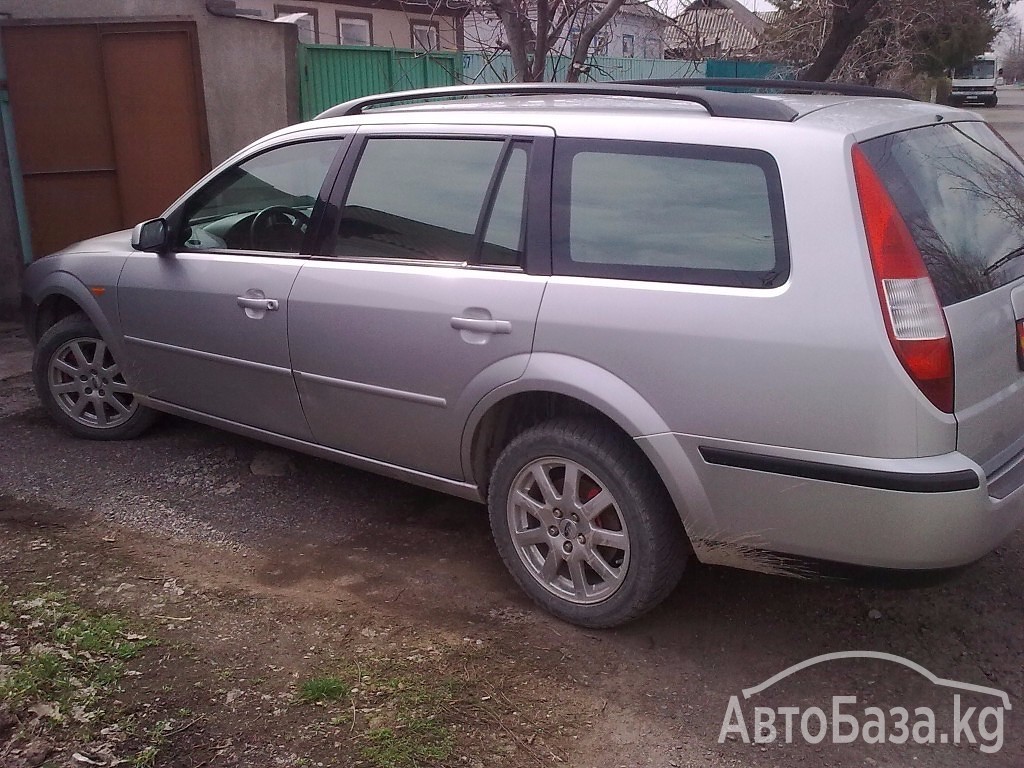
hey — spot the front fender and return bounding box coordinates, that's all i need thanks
[24,268,126,363]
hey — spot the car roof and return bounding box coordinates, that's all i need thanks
[251,84,981,156]
[306,92,974,138]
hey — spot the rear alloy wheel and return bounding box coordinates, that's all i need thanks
[33,314,156,440]
[488,418,689,627]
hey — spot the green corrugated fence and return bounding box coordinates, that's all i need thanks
[298,44,463,120]
[704,59,794,80]
[298,46,799,120]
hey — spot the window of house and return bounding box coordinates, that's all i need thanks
[621,34,635,58]
[179,139,345,253]
[274,5,318,44]
[411,22,439,51]
[553,139,788,288]
[337,14,372,46]
[333,138,528,265]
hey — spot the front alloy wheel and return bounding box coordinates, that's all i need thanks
[47,335,137,430]
[33,314,157,440]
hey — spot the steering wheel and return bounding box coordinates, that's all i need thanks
[249,205,311,251]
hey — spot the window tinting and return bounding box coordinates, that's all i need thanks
[554,140,787,287]
[180,139,344,253]
[481,147,527,265]
[861,122,1024,306]
[333,138,527,265]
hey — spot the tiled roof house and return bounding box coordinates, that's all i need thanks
[667,0,770,59]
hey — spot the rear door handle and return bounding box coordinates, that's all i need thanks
[237,297,279,311]
[450,317,512,334]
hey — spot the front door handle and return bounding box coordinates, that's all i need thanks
[237,296,279,311]
[450,317,512,334]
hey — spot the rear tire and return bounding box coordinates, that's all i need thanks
[488,418,690,628]
[33,314,157,440]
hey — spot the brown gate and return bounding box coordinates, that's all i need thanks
[2,21,210,258]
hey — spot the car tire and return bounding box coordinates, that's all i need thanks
[488,418,690,628]
[33,314,157,440]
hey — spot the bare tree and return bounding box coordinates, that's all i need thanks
[761,0,1015,84]
[472,0,629,81]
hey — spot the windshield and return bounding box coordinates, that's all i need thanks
[861,121,1024,306]
[953,59,996,79]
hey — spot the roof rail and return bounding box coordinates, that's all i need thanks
[315,82,800,122]
[622,78,915,101]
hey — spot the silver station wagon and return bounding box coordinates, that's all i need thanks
[21,81,1024,627]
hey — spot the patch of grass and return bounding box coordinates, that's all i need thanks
[132,744,160,768]
[0,586,157,713]
[303,662,462,768]
[299,676,348,704]
[362,717,455,767]
[132,718,172,768]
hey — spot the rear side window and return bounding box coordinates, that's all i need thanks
[552,139,789,288]
[860,122,1024,306]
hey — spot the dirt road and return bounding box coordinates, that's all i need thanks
[1,319,1021,767]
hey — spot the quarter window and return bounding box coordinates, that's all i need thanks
[553,139,788,287]
[179,139,344,253]
[332,137,528,266]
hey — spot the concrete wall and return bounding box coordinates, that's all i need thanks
[0,0,300,319]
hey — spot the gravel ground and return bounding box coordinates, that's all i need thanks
[2,318,1023,767]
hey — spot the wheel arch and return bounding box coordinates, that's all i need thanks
[27,273,123,358]
[462,353,704,535]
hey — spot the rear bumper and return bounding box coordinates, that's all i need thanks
[639,433,1024,573]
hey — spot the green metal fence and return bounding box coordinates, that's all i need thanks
[297,46,795,120]
[705,59,793,80]
[298,44,463,120]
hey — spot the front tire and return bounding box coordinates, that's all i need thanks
[488,418,689,628]
[33,314,157,440]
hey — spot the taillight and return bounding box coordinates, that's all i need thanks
[852,145,954,413]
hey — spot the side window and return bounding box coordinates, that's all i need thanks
[179,138,345,253]
[553,139,789,288]
[332,137,528,265]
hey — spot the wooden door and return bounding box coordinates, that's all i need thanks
[2,21,210,258]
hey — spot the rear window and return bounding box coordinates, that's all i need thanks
[860,121,1024,306]
[552,139,789,288]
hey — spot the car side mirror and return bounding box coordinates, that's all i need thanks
[131,218,169,252]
